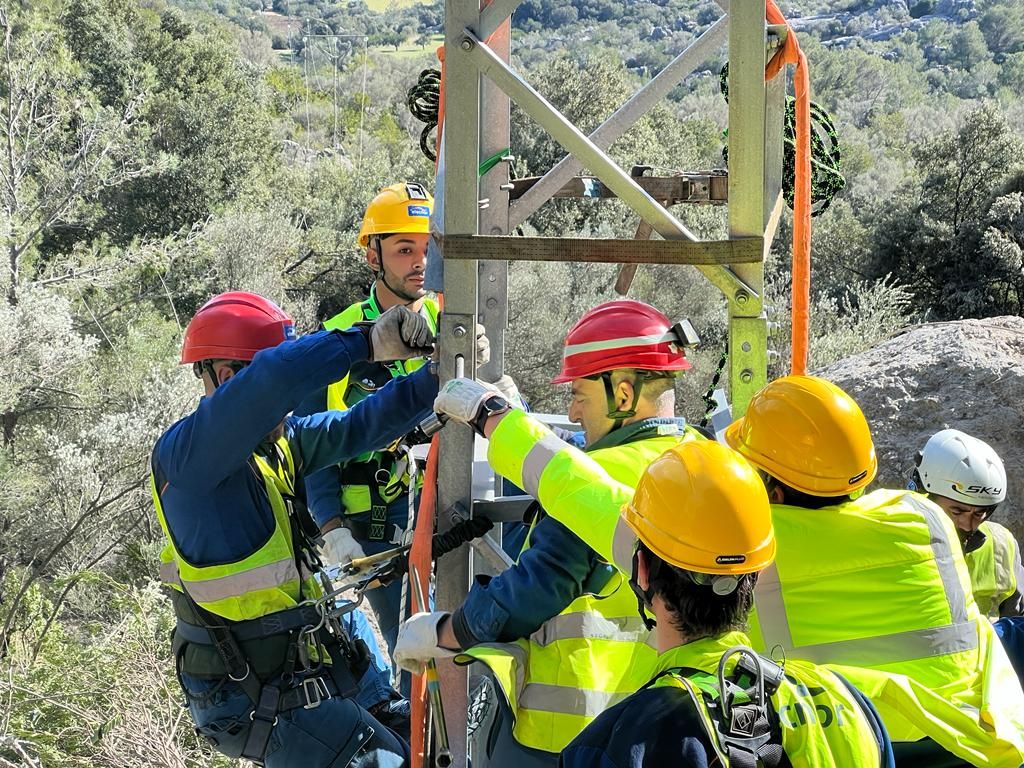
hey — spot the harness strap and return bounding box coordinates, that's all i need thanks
[344,518,405,546]
[340,457,410,540]
[173,603,325,645]
[707,696,781,768]
[244,684,282,762]
[654,652,786,768]
[175,585,272,759]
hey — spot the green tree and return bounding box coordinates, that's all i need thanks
[93,10,277,243]
[0,4,151,307]
[948,21,990,71]
[869,104,1024,318]
[978,1,1024,55]
[997,50,1024,92]
[916,103,1019,236]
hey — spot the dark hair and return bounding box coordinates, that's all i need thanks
[763,475,850,510]
[640,541,758,637]
[610,369,677,399]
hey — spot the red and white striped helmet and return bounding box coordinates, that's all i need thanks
[551,299,691,384]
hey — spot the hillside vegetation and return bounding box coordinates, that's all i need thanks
[1,0,1023,764]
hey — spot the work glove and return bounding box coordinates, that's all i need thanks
[488,374,526,410]
[320,527,366,567]
[475,323,490,368]
[394,611,457,675]
[366,305,435,362]
[433,377,500,426]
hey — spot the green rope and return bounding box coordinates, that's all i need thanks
[719,63,845,216]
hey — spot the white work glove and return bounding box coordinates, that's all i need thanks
[367,305,435,362]
[433,377,499,426]
[475,323,490,368]
[394,611,456,675]
[488,374,526,410]
[319,527,366,567]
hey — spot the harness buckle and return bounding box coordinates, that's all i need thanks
[302,677,331,710]
[228,662,251,683]
[249,710,279,727]
[729,703,759,737]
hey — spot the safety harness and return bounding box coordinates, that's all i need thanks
[165,445,368,765]
[328,291,437,540]
[339,444,415,543]
[654,646,788,768]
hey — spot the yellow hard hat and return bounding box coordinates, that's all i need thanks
[623,441,775,575]
[725,375,877,497]
[357,182,433,247]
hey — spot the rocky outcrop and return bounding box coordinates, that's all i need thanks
[820,317,1024,542]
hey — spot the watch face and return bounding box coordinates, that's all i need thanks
[485,396,508,413]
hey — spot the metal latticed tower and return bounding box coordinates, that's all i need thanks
[429,0,788,762]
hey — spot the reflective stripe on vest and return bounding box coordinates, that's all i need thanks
[752,490,978,667]
[745,489,1024,750]
[153,438,320,621]
[967,522,1019,619]
[652,632,882,768]
[461,428,692,753]
[158,556,300,604]
[521,432,569,499]
[529,611,653,647]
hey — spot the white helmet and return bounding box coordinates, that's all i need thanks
[914,429,1006,507]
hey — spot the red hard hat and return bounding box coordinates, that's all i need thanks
[552,299,691,384]
[181,291,296,364]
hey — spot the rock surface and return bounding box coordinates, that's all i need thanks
[820,316,1024,543]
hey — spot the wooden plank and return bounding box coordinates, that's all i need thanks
[507,173,728,204]
[437,235,763,265]
[615,212,658,295]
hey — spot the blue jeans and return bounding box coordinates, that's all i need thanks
[183,671,408,767]
[179,605,407,766]
[340,604,394,710]
[995,616,1024,684]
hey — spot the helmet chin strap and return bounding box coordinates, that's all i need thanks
[196,359,247,391]
[630,550,658,631]
[599,372,643,433]
[373,236,421,306]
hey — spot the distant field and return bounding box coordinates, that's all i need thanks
[365,0,432,10]
[374,33,443,58]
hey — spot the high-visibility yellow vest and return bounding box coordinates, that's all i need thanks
[747,490,1024,766]
[154,438,321,621]
[460,419,700,753]
[484,412,1024,767]
[322,290,439,516]
[652,632,883,768]
[967,521,1021,620]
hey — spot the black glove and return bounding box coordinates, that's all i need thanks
[358,305,435,362]
[346,636,373,681]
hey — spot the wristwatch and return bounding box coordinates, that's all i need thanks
[472,394,511,436]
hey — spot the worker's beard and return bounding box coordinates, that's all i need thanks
[959,526,985,554]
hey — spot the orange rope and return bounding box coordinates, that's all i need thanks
[765,0,811,376]
[408,288,445,768]
[408,434,439,768]
[434,45,446,169]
